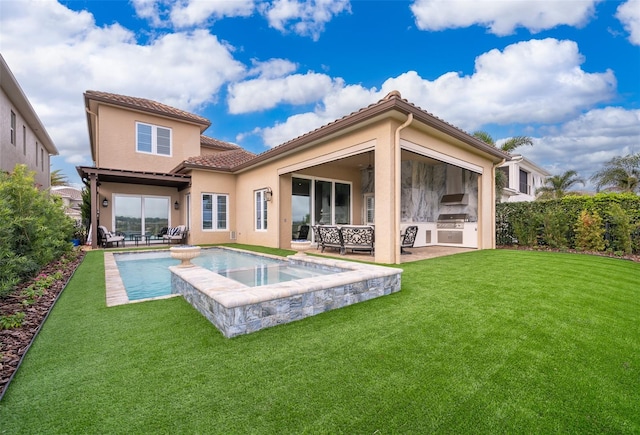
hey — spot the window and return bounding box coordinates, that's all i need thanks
[35,142,38,166]
[364,194,375,225]
[255,189,268,230]
[10,111,16,145]
[519,169,530,195]
[114,195,169,237]
[202,193,228,230]
[23,126,26,155]
[136,122,172,156]
[41,148,44,171]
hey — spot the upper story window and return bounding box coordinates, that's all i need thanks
[136,122,172,156]
[10,111,16,145]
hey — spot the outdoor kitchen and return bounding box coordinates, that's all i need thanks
[400,159,479,249]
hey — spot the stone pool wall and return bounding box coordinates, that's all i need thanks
[170,255,402,338]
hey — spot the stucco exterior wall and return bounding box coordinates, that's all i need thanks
[0,88,51,188]
[94,104,202,172]
[187,170,237,245]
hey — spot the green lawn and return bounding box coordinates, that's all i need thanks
[1,248,638,433]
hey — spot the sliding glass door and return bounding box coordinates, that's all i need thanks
[114,195,169,237]
[292,177,351,239]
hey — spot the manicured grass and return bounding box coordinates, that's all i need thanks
[0,248,638,433]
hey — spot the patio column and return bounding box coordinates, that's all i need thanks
[373,126,400,264]
[89,173,98,249]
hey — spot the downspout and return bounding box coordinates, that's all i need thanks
[394,113,413,264]
[491,158,506,248]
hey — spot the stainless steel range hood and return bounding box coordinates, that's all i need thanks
[440,193,468,205]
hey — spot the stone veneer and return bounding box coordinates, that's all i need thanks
[170,254,402,338]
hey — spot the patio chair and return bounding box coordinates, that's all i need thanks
[317,225,344,254]
[97,225,125,248]
[293,224,310,240]
[400,225,418,254]
[162,225,187,245]
[340,225,374,255]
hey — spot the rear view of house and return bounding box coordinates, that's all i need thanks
[78,90,509,264]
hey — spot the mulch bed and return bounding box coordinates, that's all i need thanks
[0,250,85,399]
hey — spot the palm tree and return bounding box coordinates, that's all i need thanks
[50,169,68,186]
[590,153,640,193]
[536,170,585,199]
[472,131,533,153]
[473,131,534,201]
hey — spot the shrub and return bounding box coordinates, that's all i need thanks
[574,210,606,252]
[541,209,568,248]
[0,165,74,297]
[605,203,632,254]
[496,193,639,252]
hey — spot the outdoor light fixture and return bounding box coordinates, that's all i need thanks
[264,187,273,201]
[174,200,180,210]
[102,198,108,208]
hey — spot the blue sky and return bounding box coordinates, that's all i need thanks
[1,0,639,189]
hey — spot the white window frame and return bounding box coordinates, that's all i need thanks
[202,193,229,231]
[136,122,172,156]
[255,189,268,231]
[364,193,375,225]
[10,111,16,145]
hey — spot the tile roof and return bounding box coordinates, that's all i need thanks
[233,91,510,169]
[51,186,82,201]
[84,90,211,127]
[181,149,257,171]
[200,135,240,151]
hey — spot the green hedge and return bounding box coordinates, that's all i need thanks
[496,193,640,254]
[0,165,74,296]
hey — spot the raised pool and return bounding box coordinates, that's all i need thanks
[105,247,403,338]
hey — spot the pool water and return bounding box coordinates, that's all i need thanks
[114,248,339,301]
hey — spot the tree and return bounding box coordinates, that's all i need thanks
[50,169,68,186]
[473,131,534,201]
[536,170,585,199]
[472,131,533,153]
[590,153,640,193]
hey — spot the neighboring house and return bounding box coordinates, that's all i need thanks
[51,186,83,221]
[0,54,58,189]
[498,155,550,202]
[77,90,510,264]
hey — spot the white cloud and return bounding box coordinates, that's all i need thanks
[131,0,166,27]
[526,107,640,184]
[227,72,338,113]
[616,0,640,45]
[247,58,299,79]
[169,0,255,28]
[410,0,601,35]
[261,0,351,41]
[252,38,616,147]
[0,0,245,170]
